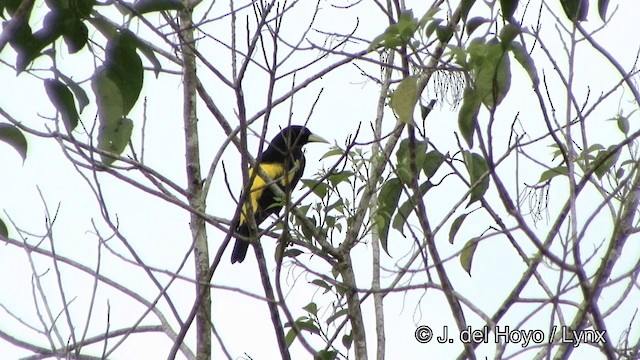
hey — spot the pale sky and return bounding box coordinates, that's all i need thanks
[1,1,639,359]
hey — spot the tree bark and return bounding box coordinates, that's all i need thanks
[180,6,211,360]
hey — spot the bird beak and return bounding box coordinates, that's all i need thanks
[308,134,329,144]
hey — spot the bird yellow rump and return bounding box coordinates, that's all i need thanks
[238,160,301,227]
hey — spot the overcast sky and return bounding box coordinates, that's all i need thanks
[1,1,639,359]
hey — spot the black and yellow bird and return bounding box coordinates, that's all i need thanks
[231,125,328,264]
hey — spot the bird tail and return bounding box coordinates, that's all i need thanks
[231,224,249,263]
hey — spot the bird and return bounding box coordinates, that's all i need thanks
[231,125,328,264]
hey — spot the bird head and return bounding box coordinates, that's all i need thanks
[270,125,328,154]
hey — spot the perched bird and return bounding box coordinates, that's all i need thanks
[231,125,328,264]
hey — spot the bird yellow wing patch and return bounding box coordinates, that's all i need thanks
[239,160,300,226]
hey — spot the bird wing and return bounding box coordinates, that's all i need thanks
[239,160,301,226]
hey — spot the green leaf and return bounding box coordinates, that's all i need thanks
[423,150,445,178]
[10,22,44,73]
[613,115,630,135]
[132,37,162,78]
[1,0,23,16]
[586,144,605,153]
[316,350,338,360]
[463,152,490,205]
[303,302,318,316]
[392,198,413,234]
[108,26,163,78]
[326,308,348,325]
[435,25,453,43]
[538,166,568,183]
[44,78,79,132]
[448,46,467,69]
[327,198,344,213]
[509,41,539,86]
[376,178,403,255]
[368,10,418,50]
[93,66,124,123]
[551,149,564,161]
[90,16,119,39]
[284,248,303,258]
[321,147,344,160]
[499,23,520,48]
[99,117,133,165]
[368,30,394,51]
[0,123,28,161]
[295,319,320,334]
[342,332,353,350]
[425,18,443,38]
[417,7,441,28]
[467,37,487,66]
[449,213,468,244]
[133,0,185,13]
[500,0,518,20]
[560,0,589,22]
[592,146,620,179]
[391,181,432,233]
[328,171,353,186]
[396,138,429,184]
[331,263,341,279]
[104,30,144,115]
[325,215,336,229]
[460,0,477,21]
[71,0,96,18]
[458,86,480,147]
[62,20,88,53]
[301,179,328,198]
[620,159,636,168]
[420,99,435,120]
[460,237,479,276]
[466,17,490,36]
[93,67,133,165]
[35,10,63,46]
[397,10,418,38]
[56,72,90,113]
[285,328,297,348]
[299,216,317,240]
[598,0,610,21]
[311,279,332,294]
[471,39,511,108]
[390,75,419,125]
[0,218,7,237]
